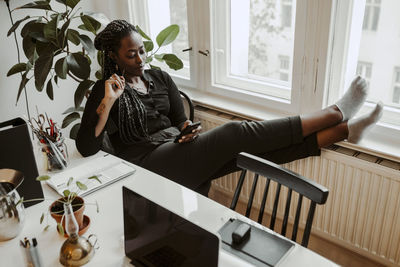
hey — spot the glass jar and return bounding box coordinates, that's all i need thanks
[37,137,69,173]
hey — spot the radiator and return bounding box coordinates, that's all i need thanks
[194,107,400,266]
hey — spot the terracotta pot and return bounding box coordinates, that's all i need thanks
[49,196,85,232]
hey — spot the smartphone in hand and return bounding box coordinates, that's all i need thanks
[174,121,201,143]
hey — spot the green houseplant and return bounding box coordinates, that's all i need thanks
[6,0,184,139]
[20,174,101,236]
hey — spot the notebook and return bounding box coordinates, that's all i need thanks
[122,186,220,267]
[47,154,135,197]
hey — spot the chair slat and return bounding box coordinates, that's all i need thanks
[230,170,247,210]
[301,201,317,247]
[257,178,271,224]
[281,188,292,236]
[269,183,281,231]
[245,174,259,217]
[291,194,303,242]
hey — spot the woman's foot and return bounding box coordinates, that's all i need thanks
[335,76,368,121]
[347,102,383,143]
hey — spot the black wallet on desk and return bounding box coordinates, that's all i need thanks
[218,218,294,267]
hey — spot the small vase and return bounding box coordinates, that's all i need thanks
[50,196,86,237]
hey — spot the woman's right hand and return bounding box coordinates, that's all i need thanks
[105,73,125,100]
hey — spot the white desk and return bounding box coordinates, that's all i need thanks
[0,144,338,266]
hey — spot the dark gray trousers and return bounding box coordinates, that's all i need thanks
[137,116,320,195]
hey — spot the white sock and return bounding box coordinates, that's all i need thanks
[335,76,368,121]
[347,102,383,143]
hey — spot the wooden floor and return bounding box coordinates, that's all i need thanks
[208,187,385,267]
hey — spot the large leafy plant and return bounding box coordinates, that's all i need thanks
[6,0,184,139]
[6,0,107,138]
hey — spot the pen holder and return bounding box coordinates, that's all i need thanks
[37,137,69,173]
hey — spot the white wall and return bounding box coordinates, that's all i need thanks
[0,0,131,130]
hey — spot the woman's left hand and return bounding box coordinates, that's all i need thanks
[178,120,202,143]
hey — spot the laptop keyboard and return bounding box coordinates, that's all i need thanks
[143,246,186,267]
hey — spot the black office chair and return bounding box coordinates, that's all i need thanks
[230,152,329,247]
[100,90,194,154]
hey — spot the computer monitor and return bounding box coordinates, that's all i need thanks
[122,186,219,267]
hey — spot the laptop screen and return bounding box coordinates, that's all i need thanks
[122,186,219,267]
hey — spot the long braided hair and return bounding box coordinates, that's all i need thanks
[94,20,150,143]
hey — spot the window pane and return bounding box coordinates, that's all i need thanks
[147,0,190,79]
[358,0,400,108]
[230,0,296,92]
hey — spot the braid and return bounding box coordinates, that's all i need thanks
[95,20,150,143]
[94,20,138,78]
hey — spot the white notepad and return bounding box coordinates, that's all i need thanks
[47,154,136,197]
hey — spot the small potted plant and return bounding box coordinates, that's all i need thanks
[35,175,100,236]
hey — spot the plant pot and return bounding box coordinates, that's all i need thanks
[50,196,86,237]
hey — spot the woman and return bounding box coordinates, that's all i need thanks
[76,20,383,195]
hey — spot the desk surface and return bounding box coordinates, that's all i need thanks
[0,143,338,267]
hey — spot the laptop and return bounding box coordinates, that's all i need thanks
[122,186,220,267]
[47,154,135,197]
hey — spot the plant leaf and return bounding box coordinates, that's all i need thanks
[149,64,161,70]
[78,34,95,56]
[55,57,68,79]
[66,0,80,8]
[156,24,179,47]
[16,1,52,11]
[95,70,102,80]
[95,200,99,213]
[44,14,61,41]
[67,177,74,186]
[80,15,101,34]
[162,54,184,70]
[143,40,154,52]
[88,175,102,184]
[67,53,90,80]
[97,50,104,67]
[76,181,87,190]
[43,225,50,231]
[21,21,45,38]
[46,79,54,100]
[8,16,30,37]
[62,106,84,114]
[40,213,45,224]
[22,37,36,60]
[62,112,80,128]
[74,80,95,108]
[63,189,71,198]
[54,75,58,85]
[57,223,64,236]
[34,53,53,91]
[82,12,109,26]
[145,56,153,64]
[36,175,51,181]
[154,54,164,62]
[136,25,151,40]
[16,72,30,103]
[45,79,55,99]
[78,24,89,31]
[70,123,80,139]
[7,63,27,77]
[67,29,80,45]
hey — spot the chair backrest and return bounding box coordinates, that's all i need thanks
[100,90,194,154]
[230,152,329,247]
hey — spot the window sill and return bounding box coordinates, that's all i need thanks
[182,87,400,163]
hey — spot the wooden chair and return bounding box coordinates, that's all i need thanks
[230,152,329,247]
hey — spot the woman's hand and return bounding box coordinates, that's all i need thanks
[105,73,125,100]
[178,120,202,143]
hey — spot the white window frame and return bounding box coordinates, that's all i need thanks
[362,0,381,31]
[281,0,293,28]
[210,0,333,115]
[279,55,290,81]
